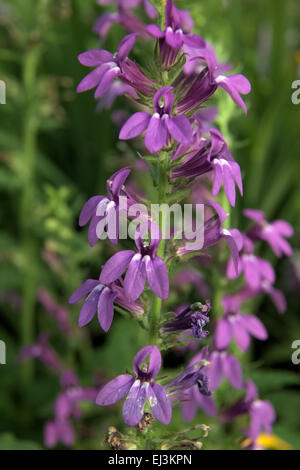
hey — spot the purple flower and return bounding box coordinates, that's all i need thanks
[96,345,172,426]
[99,225,169,301]
[94,0,157,40]
[79,167,134,246]
[55,386,97,421]
[19,333,62,372]
[37,288,71,335]
[169,363,211,396]
[119,86,193,153]
[223,380,276,442]
[225,284,287,315]
[172,129,243,207]
[77,33,137,98]
[96,80,138,110]
[60,369,79,389]
[171,354,216,420]
[183,41,251,114]
[244,209,293,257]
[226,234,275,290]
[146,0,204,68]
[44,419,74,448]
[69,278,143,332]
[177,210,243,275]
[214,295,268,351]
[197,346,243,391]
[45,384,97,448]
[163,300,211,338]
[175,69,218,115]
[174,269,210,297]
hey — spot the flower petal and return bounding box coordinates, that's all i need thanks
[167,115,193,144]
[181,392,197,422]
[216,74,251,115]
[209,353,223,391]
[98,287,117,332]
[119,112,151,140]
[58,421,74,447]
[232,318,250,351]
[145,255,169,300]
[132,345,161,378]
[146,24,165,38]
[214,318,232,350]
[117,33,137,62]
[78,49,114,66]
[78,285,103,327]
[77,66,105,93]
[147,383,172,425]
[69,279,100,304]
[99,250,135,284]
[94,66,120,98]
[122,381,147,426]
[242,314,268,340]
[124,254,147,301]
[144,114,167,153]
[195,391,217,417]
[79,196,106,226]
[96,375,134,406]
[223,354,243,389]
[44,421,58,448]
[108,167,131,197]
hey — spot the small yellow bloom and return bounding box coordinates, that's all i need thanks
[256,433,292,450]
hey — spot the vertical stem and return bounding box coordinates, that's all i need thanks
[20,45,42,384]
[149,155,169,344]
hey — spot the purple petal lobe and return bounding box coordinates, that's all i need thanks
[77,67,104,93]
[100,250,135,284]
[133,345,161,377]
[232,318,250,351]
[148,345,162,378]
[78,285,103,327]
[69,279,100,304]
[214,318,232,350]
[167,115,192,144]
[242,315,268,340]
[94,67,120,98]
[145,255,169,299]
[146,24,164,38]
[216,74,251,115]
[119,112,151,140]
[96,375,134,406]
[122,381,147,426]
[79,196,106,226]
[196,393,217,417]
[108,167,131,197]
[124,253,147,301]
[78,49,114,66]
[117,33,137,62]
[144,114,167,153]
[223,354,243,389]
[209,353,223,391]
[98,287,117,332]
[147,383,172,425]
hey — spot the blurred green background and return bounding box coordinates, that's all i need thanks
[0,0,299,450]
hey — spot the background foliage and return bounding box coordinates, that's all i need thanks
[0,0,299,450]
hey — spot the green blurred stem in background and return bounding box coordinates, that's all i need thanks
[20,44,43,384]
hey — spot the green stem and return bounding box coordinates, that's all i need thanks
[20,45,42,384]
[149,155,169,344]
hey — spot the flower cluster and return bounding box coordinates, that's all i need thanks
[66,0,294,450]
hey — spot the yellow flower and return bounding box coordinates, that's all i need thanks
[256,433,292,450]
